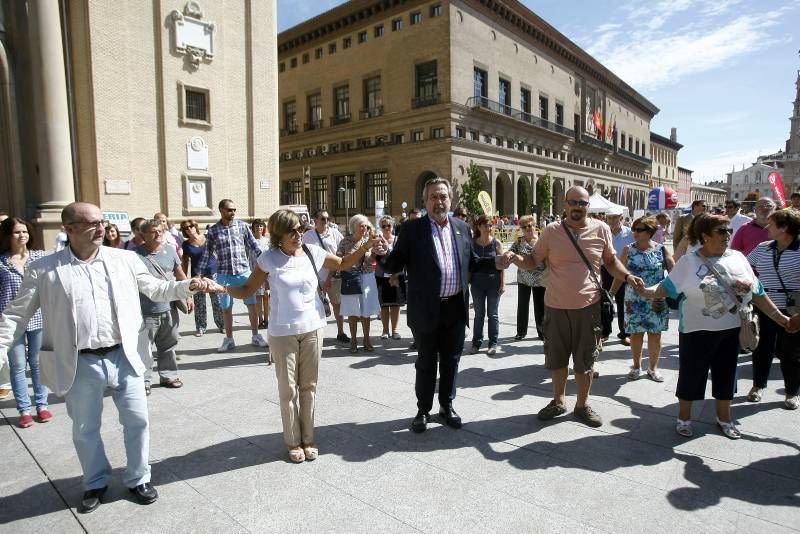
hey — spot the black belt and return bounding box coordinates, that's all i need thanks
[79,344,121,356]
[440,292,462,303]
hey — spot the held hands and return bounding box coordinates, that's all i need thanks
[495,251,516,270]
[786,313,800,334]
[389,273,401,288]
[189,277,227,293]
[626,275,645,292]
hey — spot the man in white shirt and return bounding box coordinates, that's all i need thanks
[0,202,220,514]
[304,209,349,343]
[725,200,752,239]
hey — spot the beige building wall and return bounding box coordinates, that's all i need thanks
[68,0,279,226]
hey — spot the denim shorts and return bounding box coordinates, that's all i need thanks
[217,272,257,309]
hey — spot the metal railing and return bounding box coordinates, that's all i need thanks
[304,120,324,132]
[329,114,351,127]
[466,96,574,137]
[580,134,614,152]
[280,123,298,136]
[359,106,384,119]
[412,93,440,108]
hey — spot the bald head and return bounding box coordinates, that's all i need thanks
[566,186,589,201]
[565,186,590,224]
[61,202,102,225]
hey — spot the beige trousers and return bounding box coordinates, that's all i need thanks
[268,328,324,447]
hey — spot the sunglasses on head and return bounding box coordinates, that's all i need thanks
[566,199,589,207]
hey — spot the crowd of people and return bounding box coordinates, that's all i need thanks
[1,183,800,514]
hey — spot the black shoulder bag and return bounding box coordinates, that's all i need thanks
[302,244,332,317]
[562,224,615,325]
[773,245,800,314]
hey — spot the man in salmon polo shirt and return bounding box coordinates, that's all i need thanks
[498,186,643,427]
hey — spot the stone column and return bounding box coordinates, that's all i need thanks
[28,0,75,243]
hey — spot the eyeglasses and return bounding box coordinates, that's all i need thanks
[566,199,590,208]
[715,227,733,235]
[633,227,649,233]
[66,219,109,229]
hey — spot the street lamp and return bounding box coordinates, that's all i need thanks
[338,184,349,234]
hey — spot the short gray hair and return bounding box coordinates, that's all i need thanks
[348,213,372,234]
[379,215,395,228]
[140,219,162,233]
[421,176,453,202]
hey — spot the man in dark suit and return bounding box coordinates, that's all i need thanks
[384,177,474,432]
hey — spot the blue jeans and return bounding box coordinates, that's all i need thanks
[471,273,500,348]
[9,329,48,413]
[65,348,151,490]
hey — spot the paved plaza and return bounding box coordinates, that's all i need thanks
[1,268,799,533]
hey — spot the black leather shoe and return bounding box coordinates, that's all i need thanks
[411,411,429,433]
[128,483,158,505]
[79,486,107,514]
[439,405,463,429]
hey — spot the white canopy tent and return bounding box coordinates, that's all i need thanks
[587,192,629,216]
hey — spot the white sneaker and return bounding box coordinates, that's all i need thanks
[487,346,498,355]
[252,334,268,348]
[218,337,236,353]
[627,367,642,380]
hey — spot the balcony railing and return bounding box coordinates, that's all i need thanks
[412,93,440,109]
[280,123,298,136]
[359,106,384,120]
[617,148,652,166]
[329,114,352,127]
[304,120,324,132]
[580,133,614,152]
[466,96,574,138]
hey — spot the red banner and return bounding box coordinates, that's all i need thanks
[768,171,787,208]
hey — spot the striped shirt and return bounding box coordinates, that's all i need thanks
[430,218,460,297]
[747,238,800,310]
[198,219,263,276]
[0,250,47,332]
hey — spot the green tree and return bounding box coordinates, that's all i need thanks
[518,179,531,215]
[460,161,485,216]
[536,171,552,216]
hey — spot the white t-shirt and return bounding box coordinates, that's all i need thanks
[662,249,764,333]
[303,226,343,280]
[256,244,328,337]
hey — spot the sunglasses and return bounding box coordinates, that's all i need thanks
[380,224,392,229]
[715,227,733,235]
[288,226,303,237]
[633,227,649,232]
[520,224,534,229]
[566,199,590,207]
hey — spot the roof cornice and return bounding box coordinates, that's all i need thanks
[650,131,683,150]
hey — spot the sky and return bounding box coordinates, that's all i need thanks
[277,0,800,183]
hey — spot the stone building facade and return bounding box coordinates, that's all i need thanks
[690,181,727,208]
[726,162,781,203]
[277,0,659,222]
[677,166,693,206]
[650,129,681,189]
[783,70,800,191]
[0,0,279,243]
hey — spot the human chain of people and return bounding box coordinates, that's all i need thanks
[1,178,799,514]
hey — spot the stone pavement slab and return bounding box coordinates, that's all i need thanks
[1,268,798,532]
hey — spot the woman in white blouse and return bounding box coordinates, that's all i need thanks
[636,213,789,440]
[226,209,383,463]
